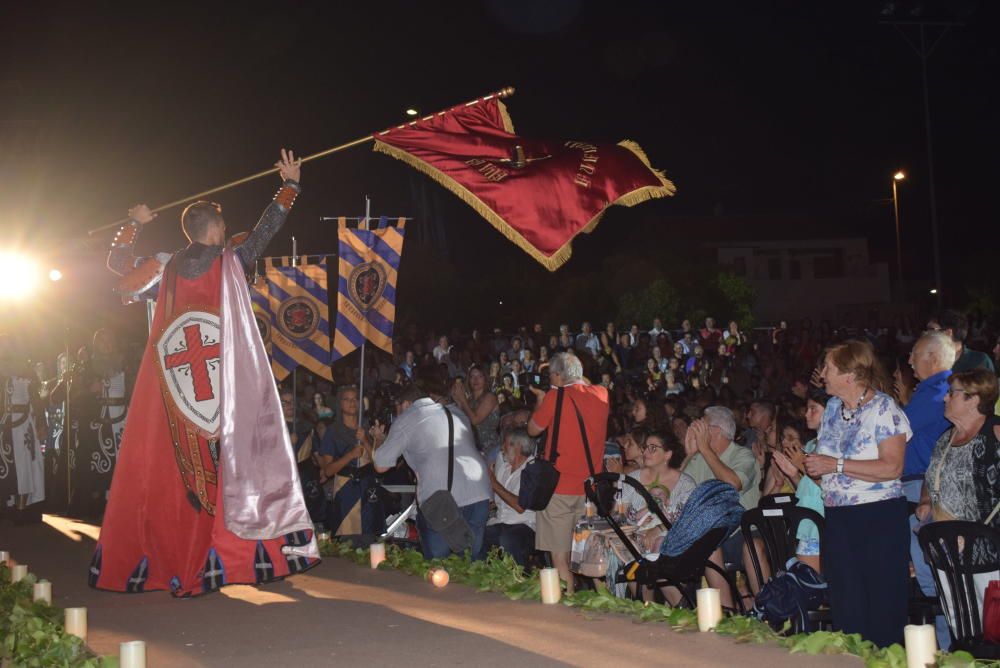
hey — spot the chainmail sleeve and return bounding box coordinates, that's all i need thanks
[235,179,301,268]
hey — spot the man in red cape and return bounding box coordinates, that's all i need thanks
[95,149,318,597]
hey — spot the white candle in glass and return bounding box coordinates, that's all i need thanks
[369,543,386,569]
[119,640,147,668]
[539,567,561,604]
[696,587,723,631]
[0,550,9,564]
[429,567,449,588]
[33,580,52,604]
[904,624,937,668]
[11,564,28,582]
[65,608,88,642]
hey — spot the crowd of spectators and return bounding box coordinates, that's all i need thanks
[6,307,999,651]
[297,309,999,650]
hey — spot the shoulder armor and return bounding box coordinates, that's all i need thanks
[115,255,169,304]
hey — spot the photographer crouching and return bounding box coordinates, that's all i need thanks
[367,378,491,560]
[525,352,609,594]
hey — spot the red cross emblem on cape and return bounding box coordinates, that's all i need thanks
[155,310,221,438]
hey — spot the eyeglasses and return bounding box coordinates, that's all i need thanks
[641,443,665,452]
[946,388,975,399]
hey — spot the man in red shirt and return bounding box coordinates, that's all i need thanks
[527,352,608,594]
[700,317,723,356]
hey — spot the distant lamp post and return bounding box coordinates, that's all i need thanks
[891,171,905,285]
[405,108,419,117]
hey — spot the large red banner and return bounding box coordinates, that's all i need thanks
[373,97,674,270]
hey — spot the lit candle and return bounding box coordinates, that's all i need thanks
[904,624,937,668]
[65,608,88,642]
[0,551,9,564]
[584,500,596,518]
[119,640,146,668]
[317,531,331,543]
[696,587,723,631]
[11,564,28,583]
[369,542,386,569]
[539,567,561,604]
[33,580,52,604]
[428,567,449,588]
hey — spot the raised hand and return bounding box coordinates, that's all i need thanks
[451,378,468,405]
[783,440,805,471]
[128,204,157,225]
[275,148,302,182]
[773,451,799,478]
[810,364,824,388]
[687,418,712,455]
[369,420,386,445]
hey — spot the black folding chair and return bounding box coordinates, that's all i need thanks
[741,505,832,631]
[583,472,745,614]
[918,521,1000,659]
[758,493,798,509]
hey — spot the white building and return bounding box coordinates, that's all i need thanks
[713,238,891,324]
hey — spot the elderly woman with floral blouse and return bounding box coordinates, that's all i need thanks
[804,340,912,648]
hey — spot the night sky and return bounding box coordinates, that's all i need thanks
[1,1,996,349]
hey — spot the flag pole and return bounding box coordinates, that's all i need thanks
[291,236,298,444]
[356,197,370,429]
[355,197,371,469]
[87,87,515,237]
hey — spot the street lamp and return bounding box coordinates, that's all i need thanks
[891,171,905,285]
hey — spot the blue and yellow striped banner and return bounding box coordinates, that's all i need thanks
[252,257,333,381]
[334,218,406,360]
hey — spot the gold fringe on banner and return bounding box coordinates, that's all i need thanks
[373,130,676,271]
[497,100,516,134]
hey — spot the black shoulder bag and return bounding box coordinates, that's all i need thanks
[518,387,566,511]
[420,406,473,553]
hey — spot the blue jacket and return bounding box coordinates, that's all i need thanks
[902,369,951,477]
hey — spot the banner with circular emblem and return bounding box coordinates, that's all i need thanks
[250,258,333,382]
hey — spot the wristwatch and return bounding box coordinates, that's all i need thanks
[836,457,845,475]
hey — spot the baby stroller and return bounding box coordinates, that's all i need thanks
[583,473,747,613]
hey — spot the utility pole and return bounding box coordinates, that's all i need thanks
[881,17,961,307]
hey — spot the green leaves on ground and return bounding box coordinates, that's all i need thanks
[0,564,113,667]
[321,539,1000,668]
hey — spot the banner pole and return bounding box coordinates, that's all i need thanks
[291,237,298,441]
[87,86,514,236]
[354,196,373,468]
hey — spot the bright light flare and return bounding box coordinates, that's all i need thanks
[405,108,419,117]
[49,269,63,282]
[0,252,41,301]
[894,171,906,181]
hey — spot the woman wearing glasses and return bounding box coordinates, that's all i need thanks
[916,369,1000,531]
[804,339,912,648]
[910,369,1000,650]
[619,431,697,551]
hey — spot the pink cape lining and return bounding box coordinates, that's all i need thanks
[219,247,318,558]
